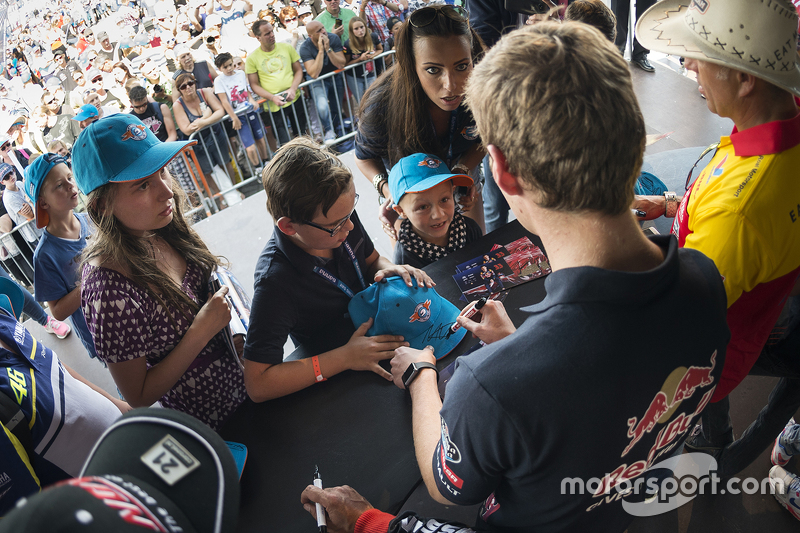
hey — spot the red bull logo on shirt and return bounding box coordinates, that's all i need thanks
[592,351,718,499]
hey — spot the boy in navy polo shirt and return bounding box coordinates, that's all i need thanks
[243,137,434,402]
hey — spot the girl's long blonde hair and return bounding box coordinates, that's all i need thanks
[348,16,374,53]
[81,169,221,328]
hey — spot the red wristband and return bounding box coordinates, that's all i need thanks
[312,355,326,382]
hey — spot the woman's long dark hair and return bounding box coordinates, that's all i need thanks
[359,6,484,166]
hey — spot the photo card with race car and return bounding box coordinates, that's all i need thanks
[455,245,510,273]
[452,236,552,301]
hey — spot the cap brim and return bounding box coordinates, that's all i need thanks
[109,140,195,184]
[35,204,49,229]
[406,173,473,194]
[636,0,800,98]
[73,111,96,121]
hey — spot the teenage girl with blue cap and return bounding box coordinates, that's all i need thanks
[72,114,245,430]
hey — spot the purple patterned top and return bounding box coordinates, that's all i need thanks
[82,261,246,430]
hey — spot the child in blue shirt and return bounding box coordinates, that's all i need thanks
[243,137,434,402]
[24,154,97,359]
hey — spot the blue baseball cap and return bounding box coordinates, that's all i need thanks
[24,153,69,228]
[0,276,24,319]
[73,103,99,122]
[389,153,473,207]
[348,276,467,359]
[72,114,193,195]
[0,162,13,191]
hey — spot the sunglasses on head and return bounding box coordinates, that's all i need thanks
[409,5,469,28]
[179,80,196,90]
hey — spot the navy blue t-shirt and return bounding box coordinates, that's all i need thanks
[33,213,97,359]
[434,236,730,532]
[299,32,344,78]
[243,210,375,364]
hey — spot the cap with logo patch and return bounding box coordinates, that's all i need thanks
[0,408,240,533]
[348,276,467,359]
[388,153,472,207]
[72,114,193,195]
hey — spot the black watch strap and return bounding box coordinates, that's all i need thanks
[403,361,438,388]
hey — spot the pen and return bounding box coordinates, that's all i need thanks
[314,465,327,533]
[451,297,487,333]
[632,209,646,217]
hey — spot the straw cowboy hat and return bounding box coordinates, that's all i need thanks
[635,0,800,97]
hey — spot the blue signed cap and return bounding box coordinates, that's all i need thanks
[72,114,193,195]
[348,276,467,359]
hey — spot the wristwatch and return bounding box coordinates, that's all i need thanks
[403,361,438,389]
[664,191,678,218]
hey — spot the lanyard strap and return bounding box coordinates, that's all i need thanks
[312,241,367,299]
[446,110,457,168]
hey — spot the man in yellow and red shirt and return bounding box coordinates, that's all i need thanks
[634,0,800,477]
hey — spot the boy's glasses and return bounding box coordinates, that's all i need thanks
[409,5,469,28]
[179,80,196,90]
[303,194,359,237]
[1,173,12,182]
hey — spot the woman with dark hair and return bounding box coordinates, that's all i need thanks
[111,61,135,88]
[355,5,486,240]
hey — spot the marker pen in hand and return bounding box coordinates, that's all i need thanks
[451,297,487,333]
[314,465,327,533]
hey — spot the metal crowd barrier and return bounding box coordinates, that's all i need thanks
[182,50,396,218]
[0,218,40,289]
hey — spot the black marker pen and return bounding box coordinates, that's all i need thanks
[451,297,487,333]
[314,465,327,533]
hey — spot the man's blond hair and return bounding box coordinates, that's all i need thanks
[466,22,645,215]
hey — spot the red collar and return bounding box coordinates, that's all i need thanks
[730,109,800,157]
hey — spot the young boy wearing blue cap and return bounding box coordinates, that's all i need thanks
[24,154,97,359]
[390,153,483,268]
[243,137,434,402]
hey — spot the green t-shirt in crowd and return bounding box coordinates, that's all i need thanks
[245,43,302,112]
[315,8,357,43]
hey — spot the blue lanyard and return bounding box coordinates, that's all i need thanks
[446,110,457,168]
[313,241,367,298]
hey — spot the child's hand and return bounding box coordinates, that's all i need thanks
[345,318,407,380]
[374,265,435,288]
[378,197,398,240]
[194,286,232,337]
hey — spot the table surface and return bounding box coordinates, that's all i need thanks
[219,220,549,533]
